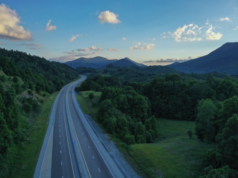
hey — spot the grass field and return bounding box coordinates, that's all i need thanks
[11,92,58,178]
[75,90,101,120]
[129,118,217,178]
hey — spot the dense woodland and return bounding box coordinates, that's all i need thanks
[0,48,78,178]
[76,67,238,177]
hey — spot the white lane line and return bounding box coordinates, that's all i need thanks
[61,161,63,166]
[98,168,101,172]
[92,156,95,159]
[60,150,62,154]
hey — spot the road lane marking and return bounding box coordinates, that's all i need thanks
[60,150,62,154]
[61,161,63,166]
[98,168,101,172]
[67,97,92,178]
[88,146,90,149]
[63,101,76,178]
[92,156,95,159]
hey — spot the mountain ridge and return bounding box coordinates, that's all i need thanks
[64,56,146,68]
[168,42,238,75]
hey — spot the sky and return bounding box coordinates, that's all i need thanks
[0,0,238,65]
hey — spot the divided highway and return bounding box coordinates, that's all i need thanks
[34,75,124,178]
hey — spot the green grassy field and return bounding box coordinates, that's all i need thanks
[11,92,59,178]
[129,118,216,178]
[75,90,101,120]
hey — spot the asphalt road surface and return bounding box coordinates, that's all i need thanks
[49,75,123,178]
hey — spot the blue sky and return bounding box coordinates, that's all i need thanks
[0,0,238,65]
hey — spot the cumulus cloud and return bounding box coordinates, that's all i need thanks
[206,25,222,40]
[129,42,141,50]
[21,43,43,50]
[140,44,155,50]
[122,37,126,40]
[98,11,120,24]
[69,34,79,42]
[46,19,57,31]
[77,46,102,51]
[164,22,222,42]
[0,4,32,41]
[108,48,119,51]
[130,43,154,50]
[220,17,230,22]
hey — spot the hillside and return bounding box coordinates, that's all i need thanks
[168,42,238,74]
[65,56,117,69]
[110,57,146,67]
[0,48,78,92]
[65,56,146,69]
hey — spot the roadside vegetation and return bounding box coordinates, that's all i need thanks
[75,69,238,177]
[0,48,78,178]
[11,92,58,178]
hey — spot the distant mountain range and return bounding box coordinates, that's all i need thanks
[64,56,146,69]
[168,42,238,75]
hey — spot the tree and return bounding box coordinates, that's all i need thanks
[135,122,146,143]
[217,114,238,169]
[195,99,217,142]
[187,130,193,139]
[88,92,94,102]
[123,134,135,145]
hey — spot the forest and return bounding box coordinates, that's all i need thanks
[0,48,78,178]
[76,66,238,177]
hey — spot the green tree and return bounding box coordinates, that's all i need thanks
[135,122,146,143]
[217,114,238,169]
[88,92,94,102]
[195,99,217,142]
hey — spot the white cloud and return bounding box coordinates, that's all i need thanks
[129,42,141,50]
[206,25,222,40]
[0,4,32,41]
[108,48,119,51]
[69,34,79,42]
[140,44,155,50]
[166,21,223,42]
[122,37,126,40]
[234,26,238,31]
[186,29,197,36]
[98,11,120,24]
[77,46,102,51]
[219,17,230,22]
[46,19,57,31]
[21,43,43,50]
[152,38,156,41]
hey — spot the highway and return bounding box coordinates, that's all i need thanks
[34,75,124,178]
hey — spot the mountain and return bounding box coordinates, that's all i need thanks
[110,57,147,67]
[168,42,238,75]
[65,56,146,68]
[64,56,117,69]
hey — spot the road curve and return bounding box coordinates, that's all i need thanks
[34,75,124,178]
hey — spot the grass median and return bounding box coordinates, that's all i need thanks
[12,92,58,178]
